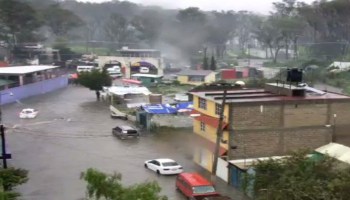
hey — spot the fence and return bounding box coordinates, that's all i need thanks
[0,76,68,105]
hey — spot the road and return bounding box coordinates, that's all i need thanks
[3,85,248,200]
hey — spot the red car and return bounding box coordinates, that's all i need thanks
[176,173,220,200]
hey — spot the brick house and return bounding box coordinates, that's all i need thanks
[190,83,350,176]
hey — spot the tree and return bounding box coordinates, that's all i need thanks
[80,168,167,200]
[77,69,112,100]
[245,150,350,200]
[42,4,84,37]
[202,47,209,70]
[0,167,29,200]
[207,11,237,59]
[104,13,130,49]
[131,9,163,47]
[0,0,42,44]
[210,55,217,71]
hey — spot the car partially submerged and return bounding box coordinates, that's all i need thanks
[19,108,38,119]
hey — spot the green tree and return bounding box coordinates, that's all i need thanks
[104,13,130,49]
[42,4,84,37]
[245,150,350,200]
[210,55,217,71]
[80,168,167,200]
[202,47,209,70]
[0,0,42,44]
[0,167,29,200]
[78,69,112,100]
[131,9,163,47]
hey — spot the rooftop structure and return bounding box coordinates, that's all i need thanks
[0,65,59,75]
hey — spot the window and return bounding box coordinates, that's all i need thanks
[199,98,207,110]
[215,103,222,115]
[200,122,206,131]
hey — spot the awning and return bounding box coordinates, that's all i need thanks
[122,79,141,85]
[191,110,228,130]
[142,104,178,114]
[196,135,227,156]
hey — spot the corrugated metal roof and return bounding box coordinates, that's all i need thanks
[0,65,59,75]
[315,143,350,164]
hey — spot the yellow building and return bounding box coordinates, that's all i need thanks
[177,70,216,86]
[191,92,230,172]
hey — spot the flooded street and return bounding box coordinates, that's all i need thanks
[3,86,247,200]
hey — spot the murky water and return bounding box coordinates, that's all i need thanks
[3,86,247,200]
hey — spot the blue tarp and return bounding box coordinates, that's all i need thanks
[176,102,193,112]
[142,104,178,114]
[142,102,193,114]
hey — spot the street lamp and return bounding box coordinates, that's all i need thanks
[0,92,14,168]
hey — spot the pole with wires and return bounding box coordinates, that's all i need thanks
[0,94,8,168]
[211,88,228,184]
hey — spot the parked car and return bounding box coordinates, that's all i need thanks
[144,158,183,175]
[19,108,39,119]
[176,173,220,200]
[112,125,139,139]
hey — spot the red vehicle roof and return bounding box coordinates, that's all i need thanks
[180,173,213,186]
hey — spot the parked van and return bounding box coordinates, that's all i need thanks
[176,173,220,200]
[77,65,95,73]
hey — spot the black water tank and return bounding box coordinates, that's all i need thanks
[287,68,303,83]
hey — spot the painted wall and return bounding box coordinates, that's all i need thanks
[204,72,217,83]
[177,75,189,85]
[0,76,68,105]
[192,95,229,119]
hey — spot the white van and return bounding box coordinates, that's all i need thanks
[77,65,95,73]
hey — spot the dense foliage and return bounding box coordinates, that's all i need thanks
[0,168,28,200]
[77,69,112,92]
[246,150,350,200]
[80,168,167,200]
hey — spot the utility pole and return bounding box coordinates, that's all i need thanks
[211,88,228,184]
[0,124,8,168]
[0,93,12,169]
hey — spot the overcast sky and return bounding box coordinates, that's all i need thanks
[77,0,315,14]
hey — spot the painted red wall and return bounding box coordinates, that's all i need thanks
[221,69,236,79]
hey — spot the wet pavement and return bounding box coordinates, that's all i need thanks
[3,85,248,200]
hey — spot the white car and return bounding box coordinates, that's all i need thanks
[19,108,39,119]
[144,158,183,175]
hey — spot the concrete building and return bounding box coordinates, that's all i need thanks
[190,83,350,175]
[177,70,216,86]
[0,65,68,105]
[97,48,164,78]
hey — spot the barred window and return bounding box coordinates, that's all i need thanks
[199,98,207,110]
[215,103,222,115]
[200,122,206,131]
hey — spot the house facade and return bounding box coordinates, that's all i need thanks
[190,82,350,180]
[177,70,216,86]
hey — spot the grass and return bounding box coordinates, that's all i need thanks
[149,84,194,95]
[69,45,110,56]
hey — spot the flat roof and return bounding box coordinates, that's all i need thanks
[191,88,350,104]
[117,49,160,52]
[315,143,350,165]
[0,65,59,75]
[131,74,163,78]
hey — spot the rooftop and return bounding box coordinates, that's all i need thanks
[315,143,350,165]
[117,49,160,52]
[191,85,350,104]
[0,65,59,75]
[131,74,163,78]
[177,69,214,76]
